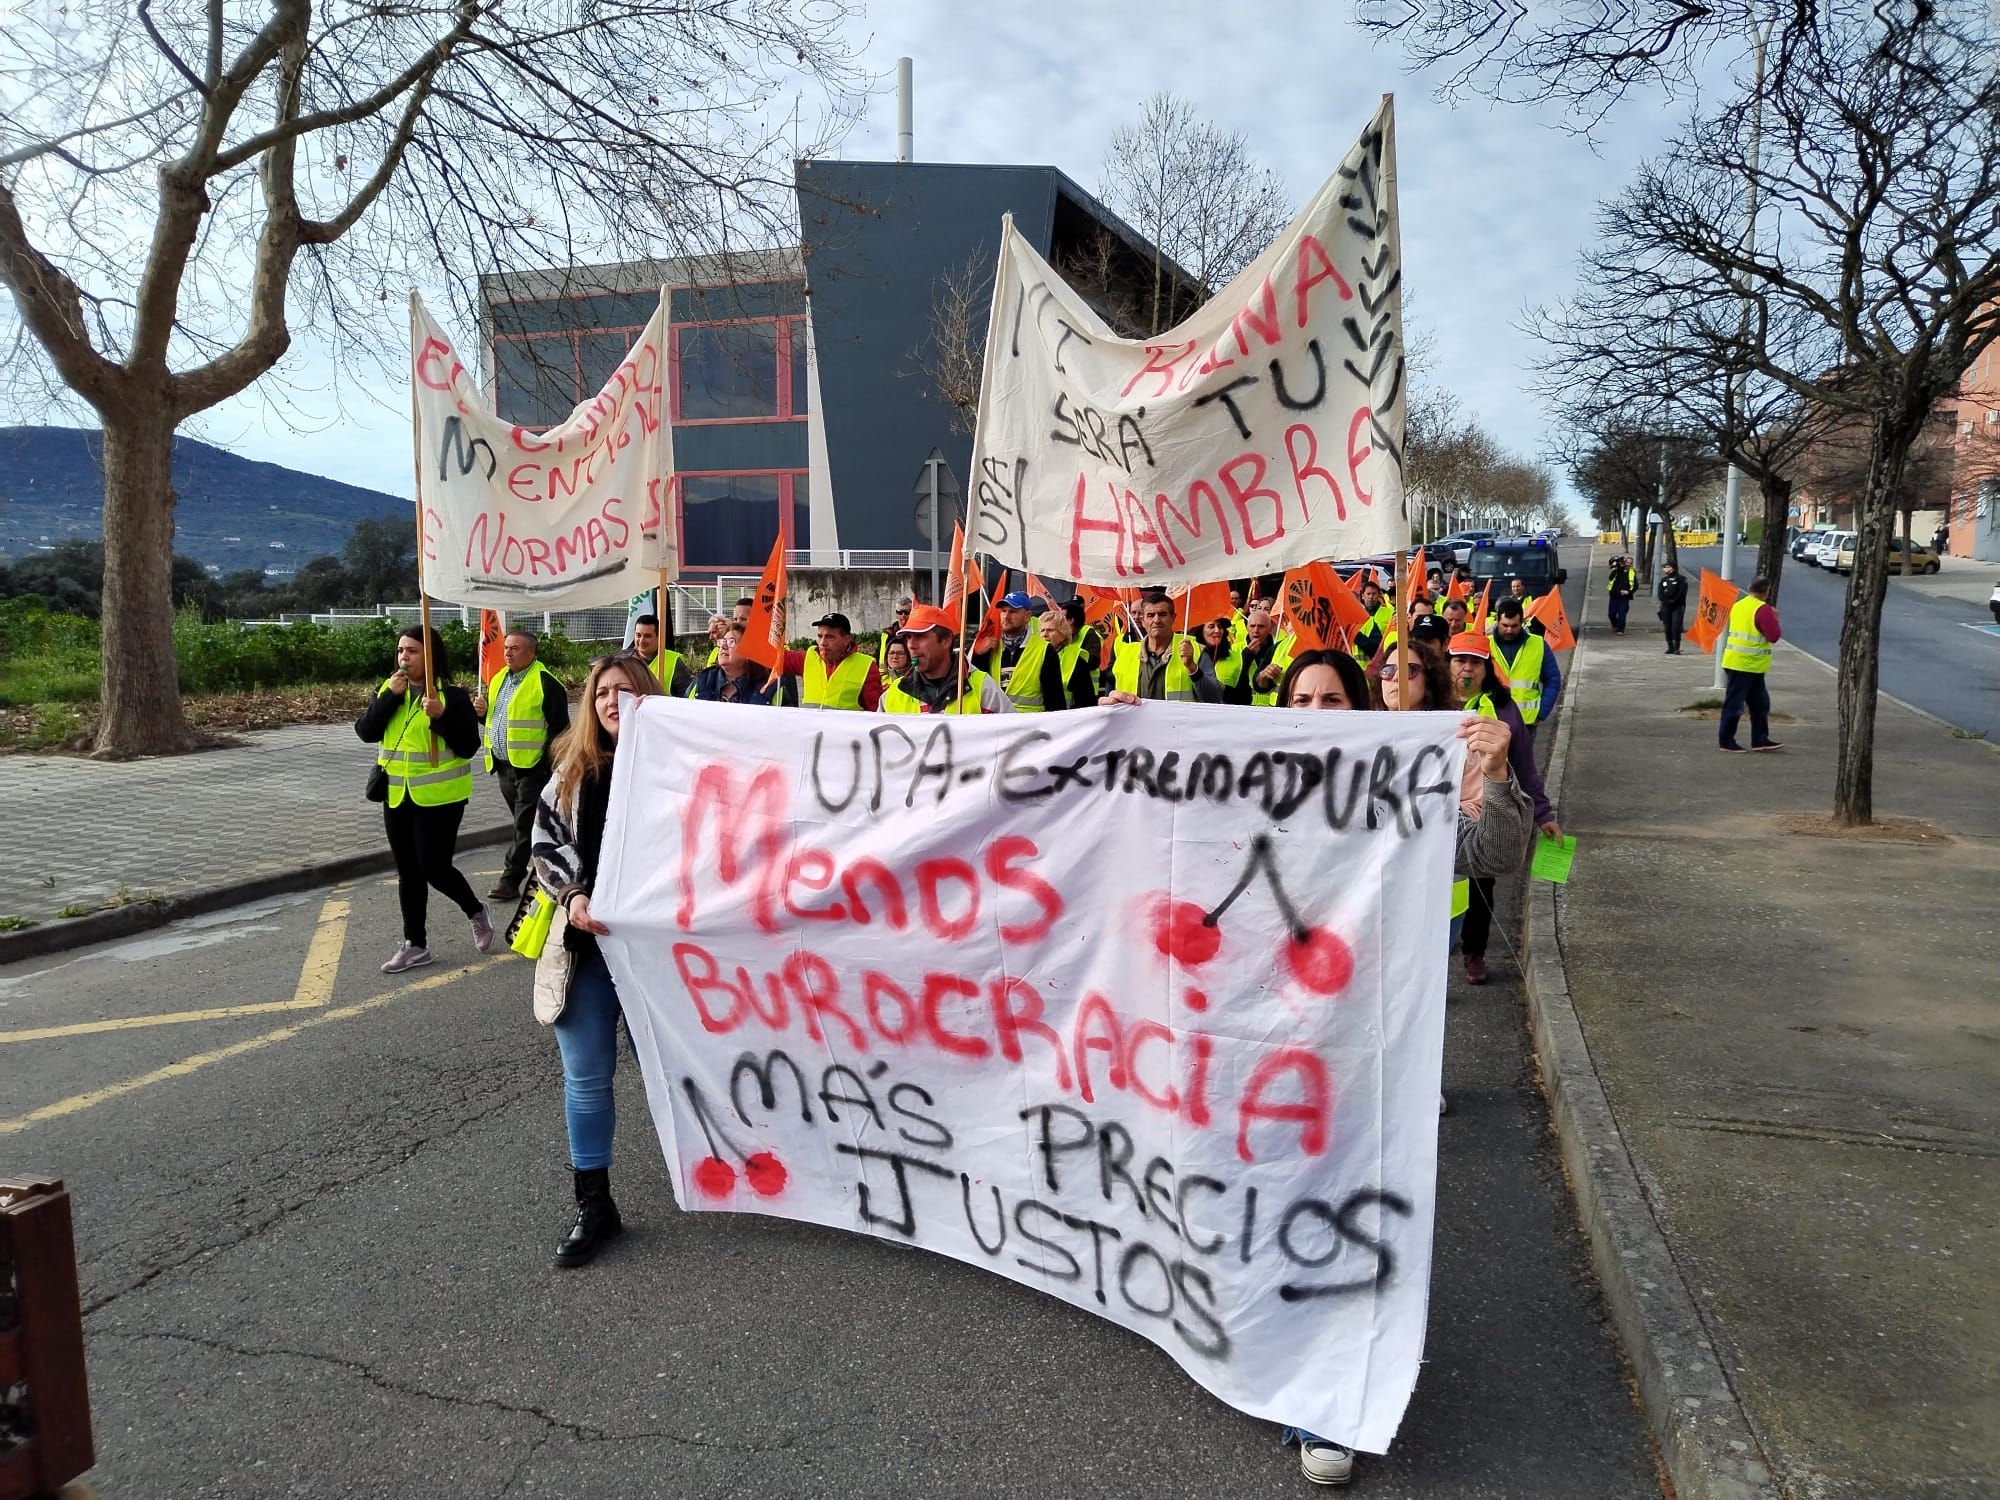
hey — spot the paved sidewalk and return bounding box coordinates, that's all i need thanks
[1902,552,1997,610]
[1544,547,1999,1499]
[1,724,508,931]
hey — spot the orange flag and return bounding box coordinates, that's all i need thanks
[739,529,787,670]
[942,521,973,610]
[974,570,1011,656]
[1280,562,1371,651]
[1024,572,1056,603]
[1403,546,1428,605]
[477,609,505,684]
[1689,569,1741,656]
[1171,580,1234,632]
[1526,588,1577,651]
[1468,581,1493,636]
[1446,574,1471,602]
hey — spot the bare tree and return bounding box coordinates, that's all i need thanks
[1520,3,2000,826]
[916,253,992,436]
[0,2,863,755]
[1097,93,1294,336]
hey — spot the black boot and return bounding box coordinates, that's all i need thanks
[555,1166,623,1268]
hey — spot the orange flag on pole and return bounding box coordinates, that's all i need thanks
[1170,580,1234,631]
[1446,574,1471,602]
[974,570,1011,656]
[1468,581,1493,636]
[1280,561,1373,651]
[1403,546,1428,605]
[1525,587,1576,651]
[941,521,973,611]
[739,529,788,670]
[477,609,505,685]
[1024,572,1056,604]
[1689,569,1741,656]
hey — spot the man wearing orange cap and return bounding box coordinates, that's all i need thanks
[1447,630,1561,984]
[879,603,1014,714]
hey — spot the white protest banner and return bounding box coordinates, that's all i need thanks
[968,99,1405,588]
[410,295,674,609]
[596,697,1462,1453]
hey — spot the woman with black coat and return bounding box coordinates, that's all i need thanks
[355,625,491,974]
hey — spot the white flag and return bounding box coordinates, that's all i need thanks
[411,294,675,609]
[969,99,1405,587]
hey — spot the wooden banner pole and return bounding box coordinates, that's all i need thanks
[408,292,437,762]
[1392,548,1410,711]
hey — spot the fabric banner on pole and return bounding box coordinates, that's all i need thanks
[1689,568,1740,655]
[410,294,674,609]
[968,99,1405,587]
[477,609,505,684]
[595,698,1464,1453]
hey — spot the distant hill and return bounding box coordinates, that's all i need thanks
[0,426,404,576]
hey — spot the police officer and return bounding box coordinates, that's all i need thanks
[1656,560,1689,654]
[472,628,570,903]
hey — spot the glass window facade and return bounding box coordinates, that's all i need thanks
[487,279,810,571]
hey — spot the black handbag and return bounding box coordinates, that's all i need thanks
[365,764,389,803]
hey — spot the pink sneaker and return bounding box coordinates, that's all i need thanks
[381,942,433,974]
[470,906,495,954]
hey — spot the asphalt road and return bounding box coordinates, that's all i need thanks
[3,758,1661,1497]
[1674,544,2000,740]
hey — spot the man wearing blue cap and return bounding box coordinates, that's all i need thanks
[976,589,1042,709]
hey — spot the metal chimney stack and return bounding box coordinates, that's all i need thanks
[896,57,913,163]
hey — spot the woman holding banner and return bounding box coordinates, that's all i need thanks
[531,655,663,1268]
[1269,641,1533,1487]
[355,625,492,975]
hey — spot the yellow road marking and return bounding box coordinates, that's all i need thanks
[0,958,500,1134]
[0,894,352,1045]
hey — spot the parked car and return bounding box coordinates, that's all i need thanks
[1811,530,1853,569]
[1791,526,1830,561]
[1436,529,1501,567]
[1833,535,1941,575]
[1990,579,2000,624]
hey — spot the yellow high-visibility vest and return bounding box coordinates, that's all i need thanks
[1720,594,1771,674]
[375,679,472,808]
[1250,633,1297,707]
[881,667,996,715]
[648,649,685,694]
[1003,635,1054,711]
[481,663,559,772]
[1492,633,1549,724]
[803,649,872,709]
[1112,636,1198,700]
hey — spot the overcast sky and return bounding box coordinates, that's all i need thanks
[91,2,1678,512]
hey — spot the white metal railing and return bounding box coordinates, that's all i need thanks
[784,548,920,570]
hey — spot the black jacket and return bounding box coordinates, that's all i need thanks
[1656,572,1688,609]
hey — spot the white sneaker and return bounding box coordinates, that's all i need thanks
[381,942,433,974]
[1300,1439,1356,1486]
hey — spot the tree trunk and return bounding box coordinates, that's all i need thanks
[1662,515,1680,569]
[1753,475,1791,603]
[1832,415,1921,827]
[94,409,196,757]
[1635,514,1655,585]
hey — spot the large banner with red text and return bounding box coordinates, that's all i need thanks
[967,99,1405,588]
[596,696,1460,1453]
[410,295,673,609]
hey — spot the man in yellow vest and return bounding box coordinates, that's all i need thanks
[1239,608,1293,705]
[770,612,884,709]
[878,597,914,663]
[881,604,1014,714]
[630,614,694,697]
[976,589,1039,692]
[1351,576,1395,664]
[471,628,571,903]
[1101,590,1223,703]
[1719,574,1783,752]
[1489,597,1562,738]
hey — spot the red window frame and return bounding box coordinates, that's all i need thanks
[668,315,808,426]
[674,468,810,574]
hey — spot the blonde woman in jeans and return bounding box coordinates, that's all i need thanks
[531,655,661,1267]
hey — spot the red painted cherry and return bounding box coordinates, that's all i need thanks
[744,1151,788,1197]
[692,1156,736,1198]
[1151,898,1222,967]
[1284,927,1354,996]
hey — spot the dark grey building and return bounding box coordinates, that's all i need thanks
[480,162,1176,582]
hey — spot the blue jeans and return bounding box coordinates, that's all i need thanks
[553,945,626,1170]
[1719,669,1773,748]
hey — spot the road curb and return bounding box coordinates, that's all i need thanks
[0,823,512,968]
[1524,553,1784,1500]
